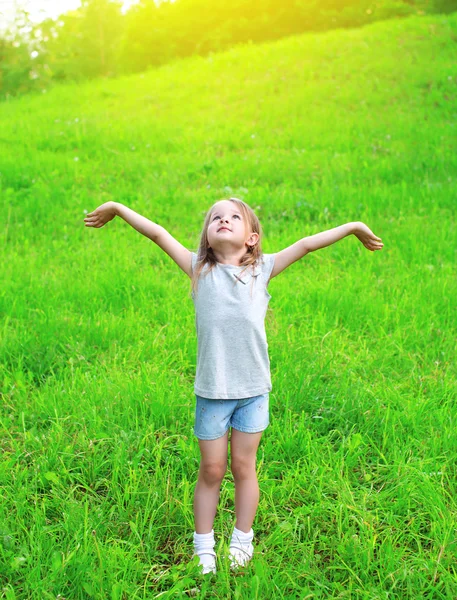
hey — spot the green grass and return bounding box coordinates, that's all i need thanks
[1,12,457,599]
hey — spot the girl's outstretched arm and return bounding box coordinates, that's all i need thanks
[84,201,192,278]
[270,222,383,280]
[303,221,383,253]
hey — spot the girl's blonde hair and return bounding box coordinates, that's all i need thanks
[191,198,263,295]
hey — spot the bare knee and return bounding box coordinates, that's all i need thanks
[231,456,256,482]
[199,460,227,486]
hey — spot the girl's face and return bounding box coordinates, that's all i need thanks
[206,200,257,251]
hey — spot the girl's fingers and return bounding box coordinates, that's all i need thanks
[366,242,383,250]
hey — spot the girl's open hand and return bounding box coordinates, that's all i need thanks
[84,202,117,228]
[353,222,383,251]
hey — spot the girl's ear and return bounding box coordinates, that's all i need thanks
[246,232,259,247]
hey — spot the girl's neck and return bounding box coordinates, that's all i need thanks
[212,250,245,265]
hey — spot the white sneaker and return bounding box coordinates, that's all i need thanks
[229,527,254,569]
[193,552,216,575]
[229,542,254,569]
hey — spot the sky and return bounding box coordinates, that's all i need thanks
[0,0,138,27]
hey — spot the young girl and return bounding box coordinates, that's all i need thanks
[84,198,383,574]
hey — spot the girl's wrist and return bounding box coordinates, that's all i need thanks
[112,202,122,216]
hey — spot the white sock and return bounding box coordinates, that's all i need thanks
[193,530,216,572]
[231,527,254,545]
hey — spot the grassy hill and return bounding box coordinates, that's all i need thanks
[1,12,456,599]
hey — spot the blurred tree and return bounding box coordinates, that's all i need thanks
[432,0,457,11]
[0,6,45,98]
[39,0,124,81]
[119,0,174,73]
[0,36,33,97]
[1,0,455,100]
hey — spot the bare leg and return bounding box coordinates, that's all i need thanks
[193,430,229,534]
[230,429,263,533]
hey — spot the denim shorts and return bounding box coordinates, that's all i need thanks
[193,393,270,441]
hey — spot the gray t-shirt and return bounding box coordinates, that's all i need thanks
[191,252,276,399]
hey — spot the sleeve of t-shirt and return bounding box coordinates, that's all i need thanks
[191,252,198,273]
[261,254,276,284]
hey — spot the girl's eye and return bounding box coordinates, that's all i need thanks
[233,214,241,219]
[212,216,220,220]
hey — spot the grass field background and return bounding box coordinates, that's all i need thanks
[1,12,457,599]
